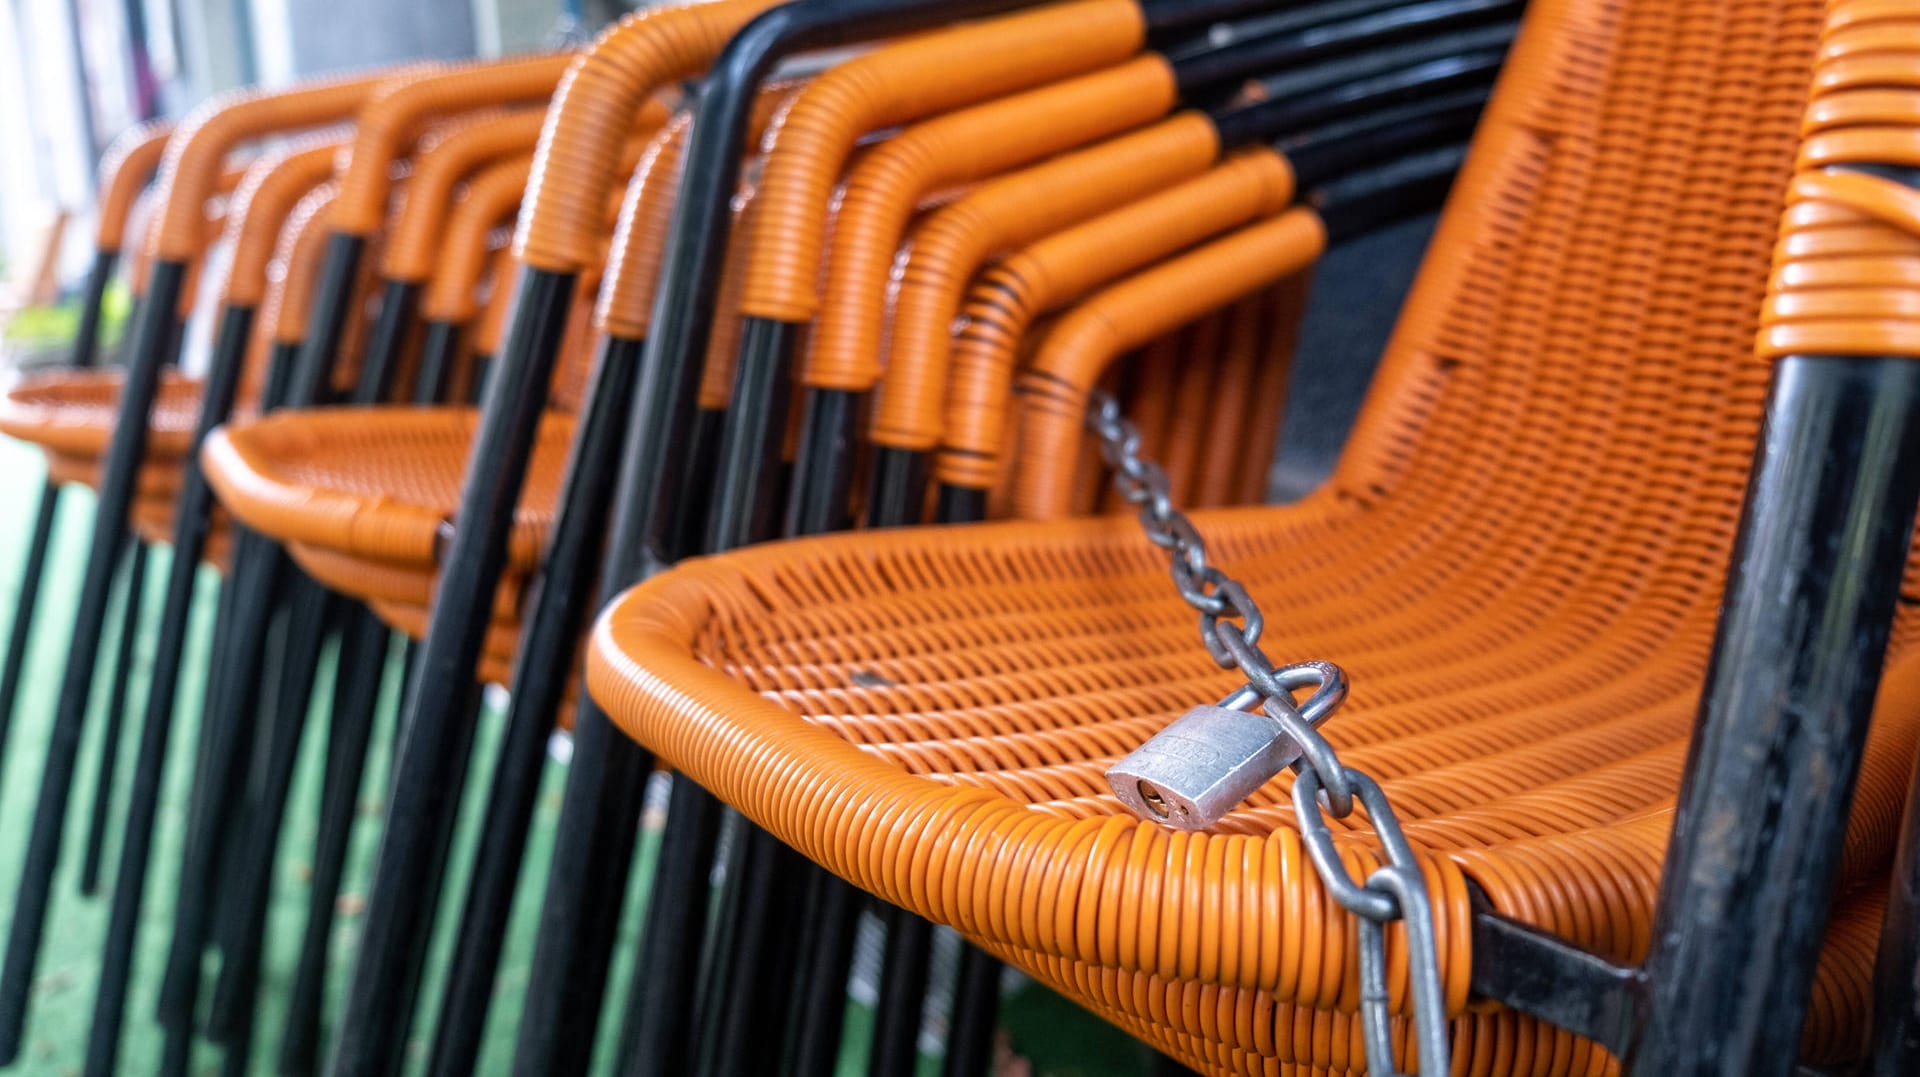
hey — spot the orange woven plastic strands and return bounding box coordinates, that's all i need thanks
[147,72,390,264]
[797,57,1179,392]
[1755,0,1920,363]
[513,0,782,274]
[698,190,765,410]
[200,407,572,566]
[935,148,1295,490]
[270,183,343,345]
[872,114,1222,455]
[219,138,347,309]
[93,120,173,251]
[595,113,691,339]
[380,109,548,284]
[470,246,516,360]
[419,155,536,325]
[1160,315,1221,507]
[285,541,525,621]
[737,0,1149,326]
[327,54,573,239]
[1235,277,1308,505]
[1193,299,1262,508]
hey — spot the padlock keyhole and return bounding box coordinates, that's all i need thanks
[1137,781,1171,818]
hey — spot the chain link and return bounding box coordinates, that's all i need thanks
[1088,391,1450,1077]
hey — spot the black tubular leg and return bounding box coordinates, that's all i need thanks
[83,304,255,1077]
[944,947,1003,1077]
[207,584,339,1042]
[69,251,119,370]
[413,321,463,405]
[785,389,859,536]
[324,266,576,1077]
[0,260,184,1064]
[0,249,118,775]
[668,405,727,562]
[608,778,724,1077]
[1626,355,1920,1077]
[425,334,643,1077]
[80,539,151,895]
[0,480,63,778]
[866,447,930,528]
[280,607,392,1077]
[616,323,796,1077]
[784,871,865,1077]
[158,331,307,1042]
[355,282,419,405]
[288,236,370,406]
[870,909,934,1077]
[155,532,283,1040]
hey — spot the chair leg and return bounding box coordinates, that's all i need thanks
[535,746,698,1077]
[693,829,803,1077]
[1629,356,1920,1077]
[433,336,647,1077]
[423,673,565,1077]
[0,262,185,1063]
[207,582,338,1042]
[82,470,229,1077]
[280,608,392,1077]
[80,539,151,895]
[870,908,935,1077]
[943,947,1003,1077]
[324,675,486,1077]
[0,478,62,778]
[782,870,864,1077]
[155,538,286,1069]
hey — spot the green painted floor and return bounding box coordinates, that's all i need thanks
[0,437,1153,1076]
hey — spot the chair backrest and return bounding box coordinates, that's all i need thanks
[1324,0,1825,636]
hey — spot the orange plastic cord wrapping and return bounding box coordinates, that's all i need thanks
[1757,1,1920,361]
[595,83,799,341]
[1194,299,1262,508]
[739,0,1150,325]
[802,56,1180,392]
[381,110,548,283]
[270,183,343,345]
[148,70,393,262]
[220,138,347,309]
[419,156,537,325]
[1235,278,1308,505]
[469,246,516,362]
[94,121,173,252]
[874,113,1223,453]
[515,0,780,274]
[935,148,1295,489]
[329,54,574,237]
[1012,210,1325,518]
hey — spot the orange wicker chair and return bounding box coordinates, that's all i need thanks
[585,1,1920,1075]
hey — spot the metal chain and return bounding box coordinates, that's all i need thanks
[1088,390,1451,1077]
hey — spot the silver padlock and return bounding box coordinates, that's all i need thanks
[1107,703,1303,829]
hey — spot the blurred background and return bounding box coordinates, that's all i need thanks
[0,0,603,363]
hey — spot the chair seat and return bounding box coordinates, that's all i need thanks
[0,369,206,458]
[200,405,573,568]
[588,506,1919,1073]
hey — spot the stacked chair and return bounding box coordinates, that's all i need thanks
[1,0,1918,1074]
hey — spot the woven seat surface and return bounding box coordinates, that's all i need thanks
[201,406,574,569]
[586,0,1920,1072]
[0,369,205,458]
